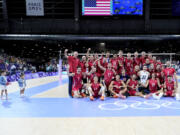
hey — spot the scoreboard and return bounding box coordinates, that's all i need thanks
[82,0,143,16]
[172,0,180,16]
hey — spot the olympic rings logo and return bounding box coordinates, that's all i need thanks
[98,100,180,111]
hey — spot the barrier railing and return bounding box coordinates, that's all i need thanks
[6,72,58,82]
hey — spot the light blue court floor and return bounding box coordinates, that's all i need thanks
[1,78,180,118]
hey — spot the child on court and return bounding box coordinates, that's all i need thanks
[18,73,27,97]
[0,70,9,100]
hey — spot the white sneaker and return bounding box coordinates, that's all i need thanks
[152,93,158,100]
[157,93,163,100]
[81,89,85,93]
[152,93,163,100]
[176,94,180,101]
[20,94,25,98]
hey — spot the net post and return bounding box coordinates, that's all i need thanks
[59,50,62,85]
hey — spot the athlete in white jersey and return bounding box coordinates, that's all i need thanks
[139,69,149,85]
[138,65,151,99]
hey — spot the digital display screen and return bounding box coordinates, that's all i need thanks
[82,0,143,16]
[172,0,180,16]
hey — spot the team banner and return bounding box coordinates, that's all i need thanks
[26,0,44,16]
[82,0,143,16]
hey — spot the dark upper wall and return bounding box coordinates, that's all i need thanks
[0,0,180,34]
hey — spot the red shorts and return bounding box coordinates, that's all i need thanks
[105,81,111,89]
[150,90,157,93]
[128,90,136,96]
[165,91,174,97]
[114,89,120,94]
[93,91,101,98]
[72,86,82,91]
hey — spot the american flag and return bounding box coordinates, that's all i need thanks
[83,0,112,16]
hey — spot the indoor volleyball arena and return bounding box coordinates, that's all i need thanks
[0,0,180,135]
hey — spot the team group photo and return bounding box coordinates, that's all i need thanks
[1,0,180,134]
[65,48,180,101]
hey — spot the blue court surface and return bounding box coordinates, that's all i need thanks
[0,78,180,118]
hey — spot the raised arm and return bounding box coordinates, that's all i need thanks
[126,79,130,86]
[86,48,91,58]
[112,69,117,75]
[64,49,68,59]
[98,60,106,72]
[85,68,93,76]
[92,58,99,66]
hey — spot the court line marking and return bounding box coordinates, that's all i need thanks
[98,100,180,111]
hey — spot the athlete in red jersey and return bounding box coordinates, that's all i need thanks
[156,59,162,66]
[163,62,176,77]
[127,74,151,98]
[94,53,99,60]
[86,48,95,71]
[125,53,133,76]
[101,52,111,68]
[147,53,153,63]
[91,53,104,78]
[111,54,119,74]
[94,59,103,78]
[152,56,157,68]
[133,51,141,67]
[140,51,146,67]
[148,63,156,77]
[98,61,116,89]
[86,66,101,83]
[132,65,140,77]
[88,76,105,101]
[155,64,164,84]
[117,50,125,75]
[68,67,84,98]
[146,73,163,99]
[109,74,127,99]
[163,61,178,88]
[164,76,177,97]
[88,55,94,71]
[106,52,111,62]
[163,61,176,77]
[65,49,81,97]
[64,49,80,73]
[79,56,87,73]
[126,74,139,96]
